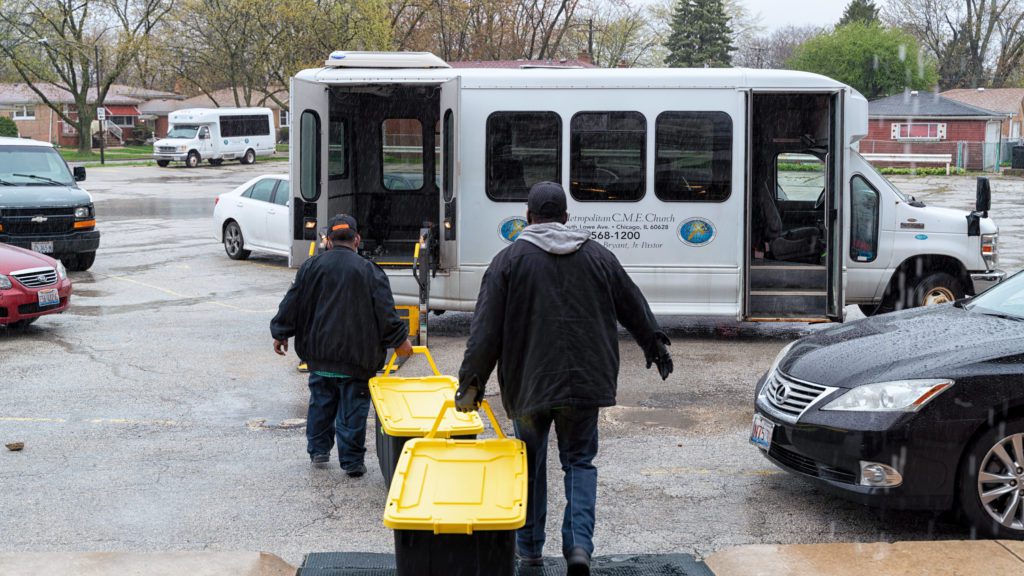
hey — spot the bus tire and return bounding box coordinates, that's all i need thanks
[209,158,224,166]
[185,151,201,168]
[156,160,170,167]
[899,272,964,309]
[241,149,255,165]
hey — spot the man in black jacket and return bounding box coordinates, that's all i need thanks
[456,182,672,575]
[271,214,412,477]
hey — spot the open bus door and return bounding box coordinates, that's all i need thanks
[289,77,329,266]
[826,90,846,321]
[438,76,460,270]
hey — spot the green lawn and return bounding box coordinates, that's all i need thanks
[59,145,154,162]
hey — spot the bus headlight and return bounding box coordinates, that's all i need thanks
[981,233,998,270]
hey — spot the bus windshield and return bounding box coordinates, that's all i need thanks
[0,146,75,186]
[167,125,200,139]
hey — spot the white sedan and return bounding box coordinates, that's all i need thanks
[213,174,290,259]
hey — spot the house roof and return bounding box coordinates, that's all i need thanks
[941,88,1024,116]
[179,87,287,109]
[449,58,597,69]
[0,81,149,105]
[869,90,1006,118]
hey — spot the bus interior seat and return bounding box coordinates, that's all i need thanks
[490,155,527,199]
[756,180,823,263]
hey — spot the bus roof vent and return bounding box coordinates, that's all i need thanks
[325,51,451,69]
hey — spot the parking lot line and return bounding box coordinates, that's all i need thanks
[99,273,278,314]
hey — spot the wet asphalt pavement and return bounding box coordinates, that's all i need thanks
[0,165,1021,565]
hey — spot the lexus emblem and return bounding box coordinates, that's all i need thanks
[773,382,790,405]
[31,216,48,223]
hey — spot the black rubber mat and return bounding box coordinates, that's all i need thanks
[299,552,713,576]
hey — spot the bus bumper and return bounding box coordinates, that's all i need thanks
[970,270,1006,295]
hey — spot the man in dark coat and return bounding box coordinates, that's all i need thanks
[271,214,412,477]
[456,182,672,575]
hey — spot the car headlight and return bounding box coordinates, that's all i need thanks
[56,260,67,280]
[74,206,91,219]
[0,274,10,290]
[821,379,953,412]
[177,145,187,153]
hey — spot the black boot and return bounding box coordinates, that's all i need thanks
[565,547,590,576]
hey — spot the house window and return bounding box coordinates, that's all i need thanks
[12,105,35,121]
[108,115,135,127]
[280,109,290,128]
[891,122,946,141]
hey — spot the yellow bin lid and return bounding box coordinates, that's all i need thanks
[370,375,484,437]
[383,401,527,534]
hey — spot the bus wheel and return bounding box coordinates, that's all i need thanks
[241,149,255,165]
[156,160,170,167]
[209,159,224,166]
[186,151,201,168]
[901,272,964,309]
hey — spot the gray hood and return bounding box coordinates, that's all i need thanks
[517,222,590,255]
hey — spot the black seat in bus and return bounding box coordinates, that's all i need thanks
[757,181,823,263]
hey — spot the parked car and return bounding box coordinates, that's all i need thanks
[751,270,1024,537]
[0,242,72,328]
[0,137,99,271]
[213,174,289,259]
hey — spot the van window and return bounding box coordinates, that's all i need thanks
[570,111,645,202]
[486,112,561,202]
[850,176,880,262]
[328,119,346,179]
[220,114,271,137]
[299,111,320,201]
[655,112,732,202]
[443,110,454,202]
[382,118,424,191]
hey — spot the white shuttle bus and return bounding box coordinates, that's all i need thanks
[154,107,276,168]
[288,51,1004,321]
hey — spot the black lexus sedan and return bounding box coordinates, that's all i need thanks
[752,271,1024,538]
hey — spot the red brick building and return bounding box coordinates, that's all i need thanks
[862,90,1007,171]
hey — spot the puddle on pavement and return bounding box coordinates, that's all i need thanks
[95,197,213,221]
[610,406,697,430]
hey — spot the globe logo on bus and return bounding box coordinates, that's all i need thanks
[498,217,527,243]
[678,218,716,247]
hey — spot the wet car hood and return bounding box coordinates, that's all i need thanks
[0,185,91,209]
[0,242,58,273]
[780,304,1024,388]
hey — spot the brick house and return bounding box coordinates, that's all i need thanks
[941,88,1024,140]
[0,83,179,147]
[862,90,1007,171]
[142,87,290,141]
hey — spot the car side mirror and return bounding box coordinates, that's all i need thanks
[199,133,208,140]
[976,177,991,215]
[73,166,86,182]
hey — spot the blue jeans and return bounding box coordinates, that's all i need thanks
[513,406,599,559]
[306,373,370,471]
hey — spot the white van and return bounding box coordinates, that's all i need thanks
[287,51,1004,322]
[153,108,276,168]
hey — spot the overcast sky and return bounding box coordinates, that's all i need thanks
[739,0,849,31]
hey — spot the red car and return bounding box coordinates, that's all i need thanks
[0,243,72,328]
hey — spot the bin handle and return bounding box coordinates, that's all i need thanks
[382,345,440,377]
[427,400,506,440]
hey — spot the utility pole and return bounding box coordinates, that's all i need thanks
[588,18,594,65]
[95,44,104,165]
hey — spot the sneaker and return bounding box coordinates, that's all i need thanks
[310,453,330,467]
[297,362,309,373]
[515,552,544,567]
[566,547,591,576]
[345,464,367,478]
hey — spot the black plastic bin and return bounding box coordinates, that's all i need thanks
[394,530,515,576]
[1013,145,1024,169]
[375,418,475,488]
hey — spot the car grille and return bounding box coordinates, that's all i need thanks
[0,307,6,318]
[18,298,66,315]
[158,146,178,154]
[12,268,58,288]
[0,207,76,235]
[763,371,833,420]
[769,443,857,484]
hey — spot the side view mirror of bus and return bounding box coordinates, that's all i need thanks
[199,132,208,140]
[976,177,991,215]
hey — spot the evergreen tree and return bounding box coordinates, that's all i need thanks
[664,0,734,68]
[838,0,879,27]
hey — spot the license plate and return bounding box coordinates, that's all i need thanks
[750,413,775,451]
[37,288,59,308]
[31,241,53,254]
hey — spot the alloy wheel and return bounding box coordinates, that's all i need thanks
[923,286,956,306]
[225,225,242,255]
[977,432,1024,530]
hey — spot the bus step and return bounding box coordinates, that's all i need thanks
[749,265,826,291]
[749,290,827,319]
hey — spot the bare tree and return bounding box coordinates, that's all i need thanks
[733,25,827,69]
[0,0,172,151]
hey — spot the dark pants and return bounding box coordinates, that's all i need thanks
[513,406,599,559]
[307,373,370,471]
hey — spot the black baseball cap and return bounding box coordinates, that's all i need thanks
[326,214,359,240]
[528,181,567,219]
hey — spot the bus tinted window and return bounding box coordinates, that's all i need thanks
[443,110,454,202]
[486,112,561,202]
[299,111,320,201]
[382,118,424,191]
[570,111,645,202]
[329,119,345,179]
[220,114,271,138]
[655,112,732,202]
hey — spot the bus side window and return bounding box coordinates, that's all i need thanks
[299,111,321,201]
[570,111,646,202]
[328,119,346,179]
[382,118,424,191]
[486,111,561,202]
[850,175,880,262]
[655,112,732,202]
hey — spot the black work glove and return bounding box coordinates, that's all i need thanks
[645,333,673,381]
[455,376,482,413]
